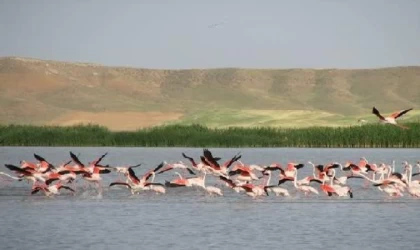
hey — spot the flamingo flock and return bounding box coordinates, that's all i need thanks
[1,149,420,199]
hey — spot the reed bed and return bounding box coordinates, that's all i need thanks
[0,123,419,147]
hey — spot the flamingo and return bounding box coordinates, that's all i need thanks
[45,170,77,185]
[320,170,353,198]
[404,164,420,197]
[355,172,403,197]
[202,149,241,177]
[31,182,75,196]
[0,172,23,182]
[165,171,192,187]
[109,182,143,194]
[145,172,166,194]
[4,164,46,185]
[284,162,305,178]
[198,172,223,196]
[219,176,244,193]
[263,170,290,197]
[109,163,165,194]
[372,106,412,129]
[156,161,196,175]
[181,152,209,172]
[104,163,142,181]
[33,153,56,172]
[293,170,319,196]
[239,183,267,198]
[229,166,261,182]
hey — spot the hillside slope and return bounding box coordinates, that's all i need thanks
[1,57,419,130]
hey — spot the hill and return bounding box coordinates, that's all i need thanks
[1,56,419,130]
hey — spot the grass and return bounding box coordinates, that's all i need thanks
[2,57,420,129]
[1,123,420,148]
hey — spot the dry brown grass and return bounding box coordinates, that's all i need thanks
[1,56,419,129]
[48,111,184,131]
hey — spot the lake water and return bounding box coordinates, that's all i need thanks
[0,147,419,250]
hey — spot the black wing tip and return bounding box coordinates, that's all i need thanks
[187,168,196,175]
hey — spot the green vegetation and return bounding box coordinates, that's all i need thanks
[1,57,420,128]
[1,123,420,148]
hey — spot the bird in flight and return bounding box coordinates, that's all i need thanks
[208,21,226,28]
[372,107,413,129]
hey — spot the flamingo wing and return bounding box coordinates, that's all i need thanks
[129,163,142,168]
[203,149,220,168]
[144,182,164,187]
[58,186,75,192]
[278,177,293,186]
[33,153,47,163]
[70,152,85,167]
[219,176,236,188]
[372,107,385,120]
[411,172,420,177]
[110,182,132,189]
[181,153,196,166]
[157,166,174,175]
[391,108,413,119]
[4,164,32,175]
[34,153,56,170]
[186,168,196,175]
[294,163,305,170]
[91,152,108,166]
[309,178,323,184]
[45,178,59,185]
[98,168,112,174]
[222,153,242,169]
[128,167,141,183]
[239,184,254,192]
[31,187,44,195]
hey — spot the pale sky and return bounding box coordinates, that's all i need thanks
[1,0,420,69]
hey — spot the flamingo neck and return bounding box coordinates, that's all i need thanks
[308,162,316,177]
[266,172,272,186]
[408,165,412,185]
[387,165,392,178]
[329,170,336,185]
[293,171,298,188]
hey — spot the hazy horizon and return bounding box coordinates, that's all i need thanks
[1,0,420,69]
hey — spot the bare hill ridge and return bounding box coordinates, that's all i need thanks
[1,57,419,130]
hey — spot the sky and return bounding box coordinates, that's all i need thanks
[1,0,420,69]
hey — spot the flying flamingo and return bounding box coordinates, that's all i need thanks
[31,182,75,196]
[372,106,413,129]
[4,164,46,186]
[104,163,142,181]
[202,149,241,177]
[165,172,192,187]
[156,161,196,175]
[219,176,244,193]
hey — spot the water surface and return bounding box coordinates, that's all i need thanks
[0,147,419,250]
